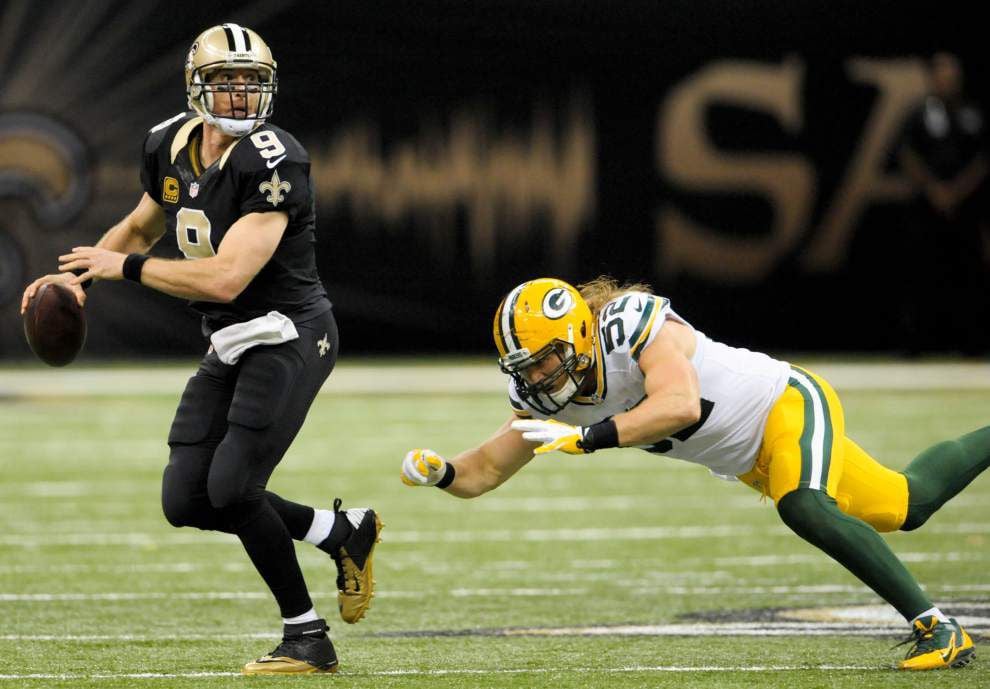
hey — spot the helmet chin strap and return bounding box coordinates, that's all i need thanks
[547,377,579,407]
[202,112,264,137]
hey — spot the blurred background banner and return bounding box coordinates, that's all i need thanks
[1,0,986,358]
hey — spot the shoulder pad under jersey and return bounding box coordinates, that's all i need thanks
[597,293,671,361]
[223,123,309,173]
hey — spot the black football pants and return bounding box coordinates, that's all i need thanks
[161,309,338,618]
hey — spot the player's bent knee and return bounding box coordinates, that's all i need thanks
[206,476,265,531]
[161,487,204,528]
[206,476,252,510]
[162,470,212,529]
[776,488,837,537]
[900,485,934,532]
[162,444,220,528]
[206,431,263,510]
[900,440,963,532]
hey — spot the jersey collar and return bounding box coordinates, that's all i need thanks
[170,116,204,164]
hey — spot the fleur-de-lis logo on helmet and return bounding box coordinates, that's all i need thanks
[259,170,291,207]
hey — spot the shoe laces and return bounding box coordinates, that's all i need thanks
[891,618,939,655]
[267,637,295,658]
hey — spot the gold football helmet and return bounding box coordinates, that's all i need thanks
[185,23,277,137]
[493,278,595,414]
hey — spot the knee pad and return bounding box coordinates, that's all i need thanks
[161,492,199,528]
[207,462,266,530]
[206,426,264,510]
[162,445,223,530]
[161,470,206,528]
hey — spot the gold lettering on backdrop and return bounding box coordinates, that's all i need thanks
[803,58,927,270]
[308,101,595,276]
[656,57,815,281]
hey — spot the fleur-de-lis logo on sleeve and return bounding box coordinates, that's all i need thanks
[259,170,291,207]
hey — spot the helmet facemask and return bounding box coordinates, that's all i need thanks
[188,63,276,137]
[501,340,591,415]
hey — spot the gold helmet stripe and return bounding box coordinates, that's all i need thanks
[499,283,526,354]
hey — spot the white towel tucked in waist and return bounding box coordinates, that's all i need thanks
[210,311,299,365]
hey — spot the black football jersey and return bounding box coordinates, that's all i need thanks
[140,112,329,331]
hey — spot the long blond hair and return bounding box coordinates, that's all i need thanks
[577,275,655,317]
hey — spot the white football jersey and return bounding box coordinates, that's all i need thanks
[508,292,791,477]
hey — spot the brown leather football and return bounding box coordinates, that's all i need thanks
[23,283,87,367]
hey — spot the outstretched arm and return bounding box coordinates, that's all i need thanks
[402,416,536,498]
[512,321,702,454]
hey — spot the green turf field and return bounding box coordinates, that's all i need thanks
[0,363,988,688]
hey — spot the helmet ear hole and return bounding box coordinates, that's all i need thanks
[580,321,586,338]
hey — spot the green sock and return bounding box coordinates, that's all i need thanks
[777,489,932,621]
[902,426,990,531]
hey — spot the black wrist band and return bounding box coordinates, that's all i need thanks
[70,269,93,290]
[580,419,619,452]
[435,462,456,489]
[122,253,150,283]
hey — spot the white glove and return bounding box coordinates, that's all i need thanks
[511,419,587,455]
[401,448,448,486]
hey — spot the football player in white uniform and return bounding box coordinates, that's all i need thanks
[401,276,989,670]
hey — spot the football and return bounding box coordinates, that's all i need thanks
[22,282,87,367]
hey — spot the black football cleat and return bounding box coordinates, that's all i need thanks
[323,498,383,624]
[242,618,338,675]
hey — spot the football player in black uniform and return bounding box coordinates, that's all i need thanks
[21,24,381,675]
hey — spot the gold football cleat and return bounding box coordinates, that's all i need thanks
[334,508,384,624]
[242,656,338,675]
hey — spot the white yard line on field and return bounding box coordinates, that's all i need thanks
[0,626,965,643]
[1,521,988,548]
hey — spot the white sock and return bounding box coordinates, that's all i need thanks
[303,508,335,545]
[283,607,319,625]
[912,606,950,625]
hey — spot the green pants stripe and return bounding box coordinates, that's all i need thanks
[787,367,833,491]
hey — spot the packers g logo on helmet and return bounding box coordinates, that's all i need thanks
[493,278,595,415]
[542,287,574,320]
